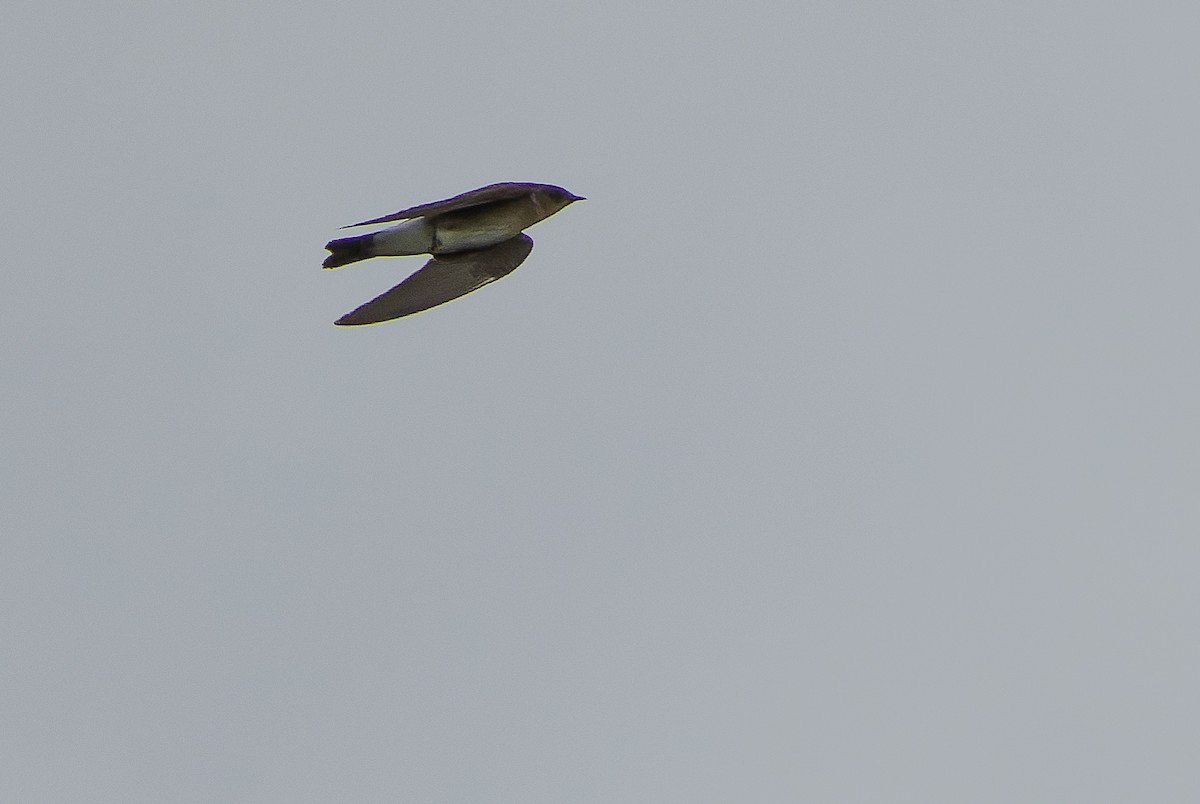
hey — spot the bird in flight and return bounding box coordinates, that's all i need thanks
[323,182,584,326]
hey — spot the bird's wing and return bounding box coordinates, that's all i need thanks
[340,183,546,228]
[334,235,534,326]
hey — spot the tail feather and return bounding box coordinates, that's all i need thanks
[323,234,373,269]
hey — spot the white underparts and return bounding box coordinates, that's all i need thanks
[370,219,437,256]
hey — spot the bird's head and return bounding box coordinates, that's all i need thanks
[537,185,586,214]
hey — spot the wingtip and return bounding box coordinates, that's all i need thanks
[335,310,389,326]
[340,213,410,228]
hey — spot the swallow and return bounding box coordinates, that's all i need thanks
[323,182,584,326]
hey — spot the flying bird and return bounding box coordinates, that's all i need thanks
[323,182,584,326]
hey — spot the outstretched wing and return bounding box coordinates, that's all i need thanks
[340,183,548,228]
[334,235,534,326]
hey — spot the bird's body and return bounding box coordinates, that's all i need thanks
[323,182,583,325]
[358,218,435,258]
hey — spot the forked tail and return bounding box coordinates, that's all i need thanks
[323,234,373,269]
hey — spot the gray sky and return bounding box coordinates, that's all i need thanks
[3,2,1199,801]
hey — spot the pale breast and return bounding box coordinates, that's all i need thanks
[431,197,543,254]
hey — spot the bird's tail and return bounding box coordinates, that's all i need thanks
[323,234,373,269]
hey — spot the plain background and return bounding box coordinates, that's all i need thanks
[3,2,1198,801]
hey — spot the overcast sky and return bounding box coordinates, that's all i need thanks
[3,2,1199,802]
